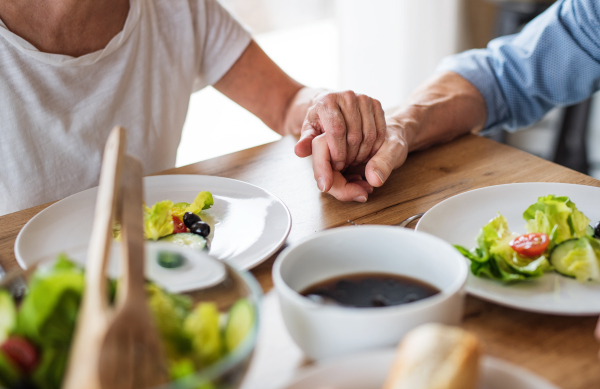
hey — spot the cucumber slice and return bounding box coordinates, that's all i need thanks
[224,299,255,352]
[159,233,206,250]
[586,225,594,237]
[550,237,600,281]
[157,251,185,269]
[0,290,16,344]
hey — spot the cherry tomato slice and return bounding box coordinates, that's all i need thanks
[509,233,549,257]
[172,215,187,234]
[1,336,38,373]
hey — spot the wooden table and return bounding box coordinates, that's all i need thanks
[1,134,599,388]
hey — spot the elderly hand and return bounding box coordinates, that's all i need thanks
[294,91,387,194]
[310,122,409,201]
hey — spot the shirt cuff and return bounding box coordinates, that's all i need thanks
[436,49,511,134]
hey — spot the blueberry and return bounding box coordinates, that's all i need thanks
[594,221,600,239]
[183,212,201,229]
[190,221,210,237]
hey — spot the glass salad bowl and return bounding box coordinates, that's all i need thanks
[0,242,262,389]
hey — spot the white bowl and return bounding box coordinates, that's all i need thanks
[272,226,468,360]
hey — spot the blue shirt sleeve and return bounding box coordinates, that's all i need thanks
[436,0,600,133]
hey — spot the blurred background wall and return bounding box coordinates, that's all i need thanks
[176,0,600,179]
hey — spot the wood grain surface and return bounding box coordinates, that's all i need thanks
[1,134,599,388]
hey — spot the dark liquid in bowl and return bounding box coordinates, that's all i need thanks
[300,272,440,308]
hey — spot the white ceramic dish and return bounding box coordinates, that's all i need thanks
[416,182,600,316]
[273,226,467,360]
[15,175,292,275]
[282,348,560,389]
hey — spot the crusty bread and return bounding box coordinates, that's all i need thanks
[382,324,481,389]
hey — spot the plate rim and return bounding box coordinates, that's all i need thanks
[415,182,600,316]
[282,348,559,389]
[15,174,292,271]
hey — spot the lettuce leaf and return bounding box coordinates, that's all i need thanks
[0,290,16,345]
[184,192,214,215]
[16,260,84,346]
[171,202,191,220]
[31,347,69,389]
[15,256,84,389]
[115,192,214,240]
[146,284,193,358]
[183,302,223,367]
[0,352,20,387]
[144,200,175,240]
[523,195,590,246]
[455,214,550,282]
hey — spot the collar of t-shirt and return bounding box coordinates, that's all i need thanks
[0,0,141,67]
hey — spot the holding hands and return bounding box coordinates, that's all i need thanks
[295,91,409,202]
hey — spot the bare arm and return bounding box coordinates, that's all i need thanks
[213,40,307,135]
[214,40,386,202]
[389,71,486,154]
[364,71,487,186]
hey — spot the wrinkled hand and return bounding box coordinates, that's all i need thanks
[311,124,409,201]
[295,91,386,175]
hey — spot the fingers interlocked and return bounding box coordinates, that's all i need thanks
[295,91,388,202]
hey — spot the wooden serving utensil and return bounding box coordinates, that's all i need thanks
[98,154,168,388]
[62,126,126,389]
[63,126,168,389]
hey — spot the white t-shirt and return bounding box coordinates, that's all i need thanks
[0,0,251,216]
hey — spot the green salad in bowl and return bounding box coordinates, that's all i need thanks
[455,195,600,283]
[0,245,260,389]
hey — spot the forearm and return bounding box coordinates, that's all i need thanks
[387,71,487,153]
[214,40,306,135]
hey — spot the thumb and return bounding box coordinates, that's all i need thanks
[294,124,319,158]
[364,134,408,187]
[294,108,321,158]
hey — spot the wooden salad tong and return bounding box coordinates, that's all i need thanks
[63,126,168,389]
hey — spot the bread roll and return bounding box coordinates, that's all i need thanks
[382,324,481,389]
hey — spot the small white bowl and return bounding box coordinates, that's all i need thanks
[273,225,467,360]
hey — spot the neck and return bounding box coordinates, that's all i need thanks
[0,0,130,57]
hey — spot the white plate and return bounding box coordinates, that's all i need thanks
[15,175,292,274]
[283,348,559,389]
[416,183,600,315]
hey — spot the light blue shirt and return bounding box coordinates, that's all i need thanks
[437,0,600,133]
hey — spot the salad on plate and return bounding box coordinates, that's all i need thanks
[455,195,600,283]
[0,255,255,389]
[114,191,214,253]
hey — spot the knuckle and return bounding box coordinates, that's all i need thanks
[356,93,371,105]
[387,132,406,145]
[375,155,394,174]
[322,93,336,104]
[341,90,357,105]
[327,123,346,137]
[383,136,407,160]
[315,96,333,110]
[347,132,362,146]
[381,158,394,173]
[370,99,382,114]
[364,131,377,145]
[305,106,318,121]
